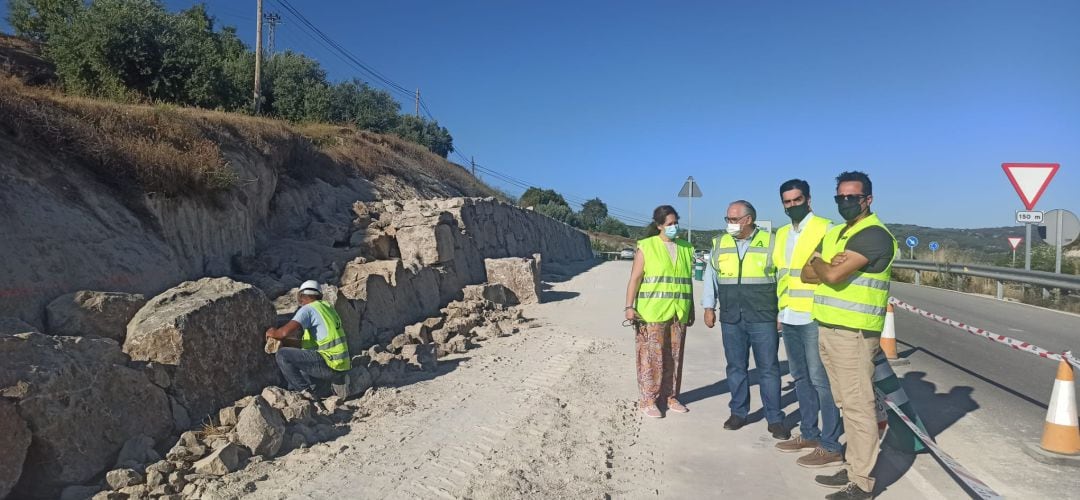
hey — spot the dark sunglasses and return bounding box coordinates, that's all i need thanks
[834,194,868,203]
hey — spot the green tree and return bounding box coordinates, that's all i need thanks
[328,79,401,132]
[6,0,82,42]
[263,51,331,122]
[534,203,578,226]
[598,216,630,237]
[392,115,454,158]
[153,4,238,107]
[579,197,608,230]
[519,187,569,208]
[46,0,174,99]
[216,25,254,111]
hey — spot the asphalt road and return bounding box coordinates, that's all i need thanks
[885,282,1080,497]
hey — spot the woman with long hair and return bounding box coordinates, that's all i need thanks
[624,205,696,418]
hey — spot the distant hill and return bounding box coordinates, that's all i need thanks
[885,224,1025,254]
[682,222,1077,265]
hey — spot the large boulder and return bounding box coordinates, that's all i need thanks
[484,257,541,305]
[124,278,277,423]
[235,396,285,457]
[462,283,518,306]
[0,399,30,499]
[45,291,147,341]
[0,333,172,498]
[395,222,457,268]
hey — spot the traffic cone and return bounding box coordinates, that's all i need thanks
[880,303,909,365]
[872,351,929,454]
[1039,359,1080,455]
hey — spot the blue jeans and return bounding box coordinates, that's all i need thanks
[782,322,843,452]
[721,320,784,424]
[276,347,335,392]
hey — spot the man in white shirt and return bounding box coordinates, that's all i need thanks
[771,179,843,468]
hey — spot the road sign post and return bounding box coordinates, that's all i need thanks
[678,176,703,245]
[928,241,939,262]
[905,236,919,260]
[1002,163,1059,271]
[1007,237,1022,267]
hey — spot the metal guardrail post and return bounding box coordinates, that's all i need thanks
[914,270,921,286]
[996,281,1004,300]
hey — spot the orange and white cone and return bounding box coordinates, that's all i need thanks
[880,303,907,364]
[880,303,897,359]
[1039,359,1080,455]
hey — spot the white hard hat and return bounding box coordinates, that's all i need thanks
[299,280,321,295]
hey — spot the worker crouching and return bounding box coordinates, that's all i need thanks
[265,280,351,398]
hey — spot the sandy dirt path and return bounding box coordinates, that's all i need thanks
[204,261,969,499]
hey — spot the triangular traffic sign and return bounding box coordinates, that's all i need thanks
[1007,237,1022,250]
[1002,163,1059,210]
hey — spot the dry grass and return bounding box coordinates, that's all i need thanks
[296,123,498,198]
[0,76,237,197]
[0,76,502,202]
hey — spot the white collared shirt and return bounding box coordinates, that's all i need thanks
[778,212,828,326]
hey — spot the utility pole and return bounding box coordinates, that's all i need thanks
[471,156,476,177]
[263,13,282,56]
[415,88,420,118]
[253,0,264,114]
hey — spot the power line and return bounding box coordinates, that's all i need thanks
[249,2,647,226]
[271,0,415,99]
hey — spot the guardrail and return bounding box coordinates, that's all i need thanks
[892,259,1080,299]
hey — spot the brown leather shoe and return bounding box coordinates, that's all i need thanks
[796,447,844,468]
[775,435,820,453]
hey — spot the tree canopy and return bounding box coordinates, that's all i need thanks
[5,0,454,157]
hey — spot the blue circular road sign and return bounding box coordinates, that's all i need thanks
[929,241,939,252]
[905,236,919,248]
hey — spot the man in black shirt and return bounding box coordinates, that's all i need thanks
[801,171,896,500]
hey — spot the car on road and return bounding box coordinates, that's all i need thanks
[619,248,635,260]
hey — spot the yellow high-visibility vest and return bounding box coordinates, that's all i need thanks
[635,236,694,323]
[300,300,351,372]
[774,215,831,313]
[711,229,775,285]
[812,214,897,332]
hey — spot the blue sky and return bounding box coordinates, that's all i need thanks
[10,1,1080,230]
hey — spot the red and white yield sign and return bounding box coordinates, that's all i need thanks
[1001,163,1059,210]
[1007,237,1023,250]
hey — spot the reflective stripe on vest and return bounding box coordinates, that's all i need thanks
[301,300,352,372]
[811,214,897,332]
[711,229,776,286]
[774,215,831,313]
[635,236,694,323]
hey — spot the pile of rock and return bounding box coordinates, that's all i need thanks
[85,386,351,500]
[57,281,529,500]
[361,282,529,385]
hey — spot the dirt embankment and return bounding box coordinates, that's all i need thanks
[0,76,500,328]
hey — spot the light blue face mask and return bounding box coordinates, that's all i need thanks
[664,225,679,238]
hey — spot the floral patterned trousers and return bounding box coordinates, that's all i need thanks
[635,319,687,407]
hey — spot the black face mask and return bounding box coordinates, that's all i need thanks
[784,202,810,223]
[837,199,864,222]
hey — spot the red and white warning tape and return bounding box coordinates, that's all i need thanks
[889,297,1080,371]
[878,391,1004,500]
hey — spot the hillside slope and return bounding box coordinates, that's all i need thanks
[0,77,499,327]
